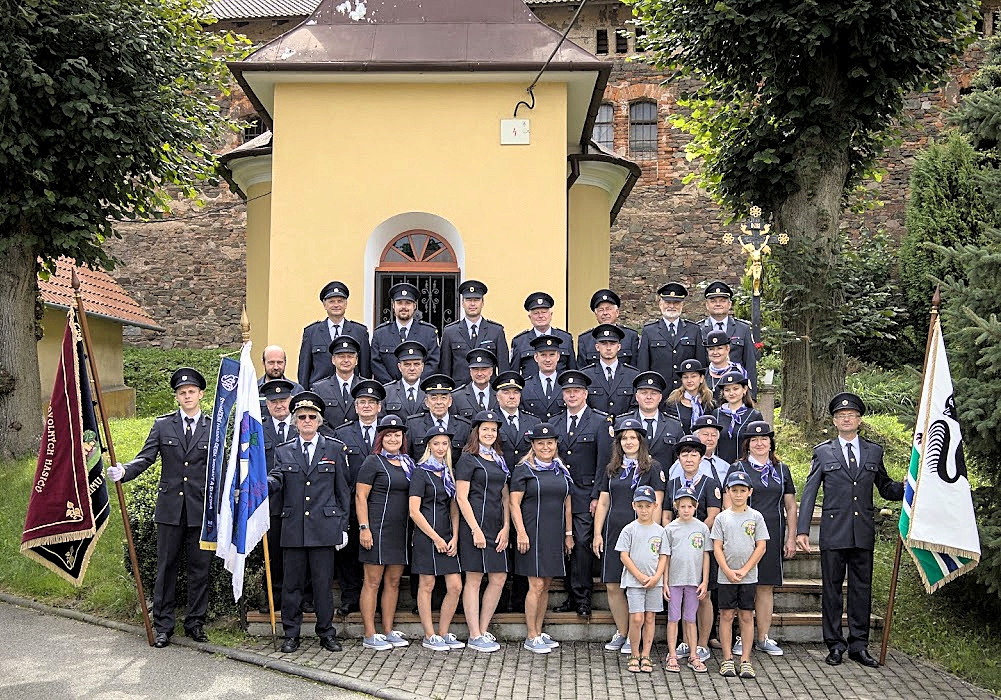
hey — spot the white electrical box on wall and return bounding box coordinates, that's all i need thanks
[500,119,531,145]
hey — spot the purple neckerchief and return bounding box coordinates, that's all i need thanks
[720,404,749,439]
[748,457,780,488]
[531,457,573,483]
[685,392,704,421]
[380,450,416,481]
[420,456,455,497]
[681,472,703,490]
[479,444,509,476]
[619,457,641,488]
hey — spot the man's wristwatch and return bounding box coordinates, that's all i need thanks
[359,524,370,531]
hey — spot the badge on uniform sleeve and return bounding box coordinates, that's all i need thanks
[660,470,666,482]
[715,487,721,499]
[609,424,615,438]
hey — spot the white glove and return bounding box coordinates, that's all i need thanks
[335,531,348,551]
[107,463,125,482]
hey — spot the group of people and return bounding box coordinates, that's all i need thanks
[105,276,902,679]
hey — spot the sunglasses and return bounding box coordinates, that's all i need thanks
[296,414,319,421]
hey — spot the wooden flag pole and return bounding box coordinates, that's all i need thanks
[879,285,941,665]
[71,269,155,646]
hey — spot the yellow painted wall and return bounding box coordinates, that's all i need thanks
[266,82,568,380]
[568,183,612,336]
[244,182,273,357]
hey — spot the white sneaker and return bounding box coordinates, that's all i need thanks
[620,640,632,655]
[442,633,466,649]
[697,646,711,662]
[677,642,690,656]
[540,632,560,649]
[604,631,626,651]
[467,635,501,653]
[422,634,449,651]
[755,637,784,656]
[383,630,409,647]
[363,633,393,651]
[524,636,552,654]
[732,636,743,655]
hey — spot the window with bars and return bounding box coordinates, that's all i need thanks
[593,104,614,150]
[596,29,608,55]
[615,30,629,54]
[629,101,658,154]
[242,116,266,142]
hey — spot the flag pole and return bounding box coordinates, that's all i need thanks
[71,269,155,647]
[879,285,941,665]
[241,307,278,650]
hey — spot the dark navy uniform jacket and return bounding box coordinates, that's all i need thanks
[122,411,210,527]
[620,408,684,473]
[380,380,426,420]
[498,411,541,468]
[257,374,303,416]
[582,362,639,418]
[405,412,471,464]
[370,321,440,384]
[311,374,360,433]
[797,438,904,551]
[262,415,297,516]
[509,328,576,377]
[636,318,702,393]
[519,374,565,422]
[697,316,757,394]
[332,420,377,488]
[576,326,640,368]
[551,407,613,513]
[440,318,509,381]
[268,435,351,548]
[450,382,500,420]
[297,319,371,389]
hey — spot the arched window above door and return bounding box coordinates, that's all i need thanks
[379,231,458,270]
[376,230,460,332]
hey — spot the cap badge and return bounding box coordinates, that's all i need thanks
[842,399,849,405]
[546,339,552,345]
[537,298,543,305]
[542,427,549,434]
[647,378,653,384]
[181,375,188,381]
[276,387,283,394]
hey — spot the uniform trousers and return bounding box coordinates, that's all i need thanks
[334,509,363,608]
[820,547,874,653]
[153,522,212,635]
[283,546,338,640]
[568,511,595,604]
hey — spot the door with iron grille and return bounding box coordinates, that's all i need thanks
[375,230,460,335]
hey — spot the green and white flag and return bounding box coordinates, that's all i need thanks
[899,316,980,593]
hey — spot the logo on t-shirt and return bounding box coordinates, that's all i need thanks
[743,520,756,537]
[649,536,663,554]
[690,532,705,549]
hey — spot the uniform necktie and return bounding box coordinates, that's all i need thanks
[277,420,286,442]
[606,366,613,382]
[668,322,676,341]
[569,414,579,436]
[184,416,194,448]
[716,322,724,331]
[478,391,486,410]
[399,325,407,342]
[363,425,373,452]
[545,377,553,399]
[407,387,416,411]
[333,324,341,338]
[508,414,518,431]
[342,382,350,404]
[436,418,445,430]
[645,418,655,437]
[470,324,478,344]
[847,443,857,473]
[303,441,312,463]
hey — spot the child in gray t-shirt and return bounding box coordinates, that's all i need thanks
[662,488,711,673]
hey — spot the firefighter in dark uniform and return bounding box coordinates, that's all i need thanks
[440,279,510,381]
[258,345,303,416]
[518,334,567,421]
[259,378,298,613]
[381,341,428,420]
[620,371,684,469]
[697,280,757,395]
[312,336,363,433]
[637,282,702,394]
[796,392,904,668]
[581,324,639,417]
[509,292,576,376]
[406,375,472,464]
[268,391,351,654]
[332,379,385,617]
[451,348,500,420]
[107,368,213,648]
[370,282,440,384]
[576,289,640,367]
[298,281,371,388]
[549,370,613,617]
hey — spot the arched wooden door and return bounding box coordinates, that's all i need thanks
[375,230,460,334]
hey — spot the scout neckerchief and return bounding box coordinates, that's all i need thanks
[684,391,705,422]
[531,457,573,482]
[619,457,642,488]
[479,443,509,476]
[719,403,749,439]
[747,455,780,488]
[380,449,415,480]
[420,455,455,496]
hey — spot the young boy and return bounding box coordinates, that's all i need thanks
[663,487,712,673]
[616,485,669,674]
[711,471,768,679]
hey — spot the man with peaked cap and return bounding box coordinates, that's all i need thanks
[637,282,703,394]
[576,289,640,368]
[259,378,299,613]
[492,371,542,470]
[519,334,568,421]
[371,282,440,384]
[697,280,757,395]
[298,281,371,389]
[406,374,472,463]
[796,392,904,668]
[332,379,386,616]
[619,370,685,470]
[268,390,351,654]
[451,348,501,420]
[258,345,303,416]
[581,324,639,417]
[107,368,213,648]
[549,369,613,618]
[440,279,510,381]
[312,336,364,433]
[381,340,428,420]
[510,292,576,376]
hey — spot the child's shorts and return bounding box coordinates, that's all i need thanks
[717,582,756,611]
[626,586,664,614]
[667,585,700,622]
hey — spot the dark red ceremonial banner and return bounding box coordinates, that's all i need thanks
[20,307,110,585]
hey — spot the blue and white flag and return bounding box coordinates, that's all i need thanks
[200,356,240,550]
[215,342,270,601]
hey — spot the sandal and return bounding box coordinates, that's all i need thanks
[627,656,641,673]
[640,656,654,673]
[664,655,681,673]
[688,656,707,673]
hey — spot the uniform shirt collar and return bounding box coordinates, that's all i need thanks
[180,409,202,424]
[838,435,860,460]
[533,327,552,337]
[538,370,557,382]
[327,318,342,333]
[402,378,420,392]
[599,358,619,373]
[397,321,412,333]
[300,435,318,450]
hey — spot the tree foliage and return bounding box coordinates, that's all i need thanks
[953,35,1001,154]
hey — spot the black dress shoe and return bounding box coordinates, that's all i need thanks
[335,602,359,617]
[576,604,591,618]
[185,626,208,643]
[301,601,316,614]
[280,637,301,653]
[848,649,880,668]
[825,649,844,666]
[320,636,343,652]
[552,598,575,613]
[153,632,170,648]
[258,602,270,614]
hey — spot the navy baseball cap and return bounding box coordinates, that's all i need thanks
[633,485,657,503]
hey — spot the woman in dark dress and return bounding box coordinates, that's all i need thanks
[511,423,574,654]
[711,371,763,465]
[356,415,414,651]
[725,420,797,657]
[410,425,464,652]
[455,410,510,653]
[665,359,714,433]
[592,417,666,655]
